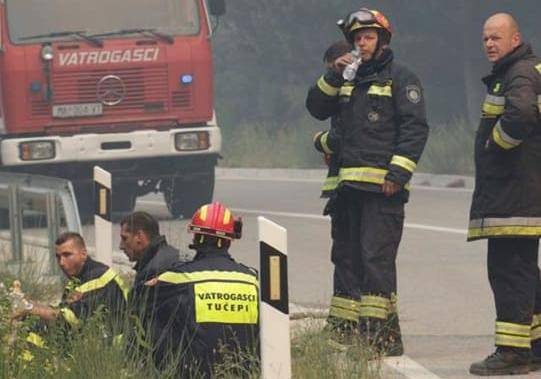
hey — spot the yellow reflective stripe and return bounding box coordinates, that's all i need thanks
[331,296,362,312]
[317,75,340,97]
[538,95,541,112]
[367,84,392,97]
[60,307,80,327]
[339,84,354,97]
[26,332,45,348]
[75,268,118,294]
[321,176,338,192]
[531,328,541,341]
[468,226,541,239]
[194,281,258,324]
[492,121,521,149]
[482,103,504,115]
[532,315,541,341]
[320,131,333,154]
[496,321,530,336]
[361,295,391,308]
[329,307,359,322]
[200,205,208,221]
[223,209,231,225]
[158,270,259,287]
[389,293,398,314]
[495,334,531,349]
[339,167,388,185]
[359,295,390,319]
[359,307,388,319]
[536,63,541,74]
[390,155,417,173]
[113,275,129,301]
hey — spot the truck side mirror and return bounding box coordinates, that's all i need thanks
[208,0,225,17]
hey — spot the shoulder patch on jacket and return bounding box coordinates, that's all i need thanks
[535,63,541,74]
[406,85,421,104]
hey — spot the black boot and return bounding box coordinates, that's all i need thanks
[469,347,531,376]
[358,317,388,356]
[531,340,541,371]
[325,316,359,349]
[383,313,404,357]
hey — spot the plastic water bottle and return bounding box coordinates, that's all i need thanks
[342,48,362,81]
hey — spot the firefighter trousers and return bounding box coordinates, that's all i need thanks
[328,186,404,327]
[488,238,541,350]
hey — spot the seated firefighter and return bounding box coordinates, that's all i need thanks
[147,202,260,377]
[12,232,128,359]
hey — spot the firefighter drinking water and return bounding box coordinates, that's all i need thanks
[306,8,429,355]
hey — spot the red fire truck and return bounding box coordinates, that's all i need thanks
[0,0,225,221]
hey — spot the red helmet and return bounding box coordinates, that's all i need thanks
[338,8,392,44]
[188,202,242,240]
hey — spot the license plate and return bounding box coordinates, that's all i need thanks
[52,103,103,118]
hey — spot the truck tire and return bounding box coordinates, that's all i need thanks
[164,170,215,219]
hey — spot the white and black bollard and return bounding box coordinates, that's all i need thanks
[93,166,112,266]
[258,216,291,379]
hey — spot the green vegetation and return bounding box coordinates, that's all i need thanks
[417,119,476,175]
[220,116,477,175]
[0,275,380,379]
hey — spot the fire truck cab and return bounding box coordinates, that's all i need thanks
[0,0,225,221]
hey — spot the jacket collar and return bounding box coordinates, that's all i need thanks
[193,245,231,260]
[134,235,166,272]
[492,43,532,74]
[74,256,93,281]
[483,43,533,85]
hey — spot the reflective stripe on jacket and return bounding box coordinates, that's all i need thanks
[468,44,541,241]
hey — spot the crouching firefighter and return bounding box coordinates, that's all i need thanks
[11,232,128,363]
[306,8,428,355]
[146,202,259,378]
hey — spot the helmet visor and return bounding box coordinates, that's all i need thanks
[347,9,377,26]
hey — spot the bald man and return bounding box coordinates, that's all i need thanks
[468,13,541,376]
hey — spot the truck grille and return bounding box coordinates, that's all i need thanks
[171,89,192,109]
[52,65,169,115]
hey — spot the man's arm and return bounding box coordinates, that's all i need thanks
[306,69,344,121]
[486,66,539,152]
[385,67,429,193]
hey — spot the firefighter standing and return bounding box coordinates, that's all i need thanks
[147,202,259,377]
[306,8,428,354]
[12,232,128,358]
[468,13,541,376]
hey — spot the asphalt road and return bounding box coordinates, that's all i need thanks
[80,175,541,379]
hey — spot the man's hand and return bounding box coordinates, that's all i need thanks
[382,180,402,197]
[323,153,331,167]
[10,307,31,321]
[333,53,354,72]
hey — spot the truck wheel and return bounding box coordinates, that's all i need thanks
[164,171,215,219]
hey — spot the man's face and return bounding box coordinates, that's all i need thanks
[352,29,379,61]
[483,18,520,63]
[55,239,87,278]
[119,223,147,262]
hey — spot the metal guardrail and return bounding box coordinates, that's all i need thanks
[0,172,82,275]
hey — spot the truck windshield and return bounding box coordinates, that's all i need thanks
[6,0,201,45]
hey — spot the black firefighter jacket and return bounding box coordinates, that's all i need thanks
[25,257,128,354]
[306,48,429,201]
[149,246,259,378]
[468,44,541,241]
[59,257,128,328]
[128,235,179,345]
